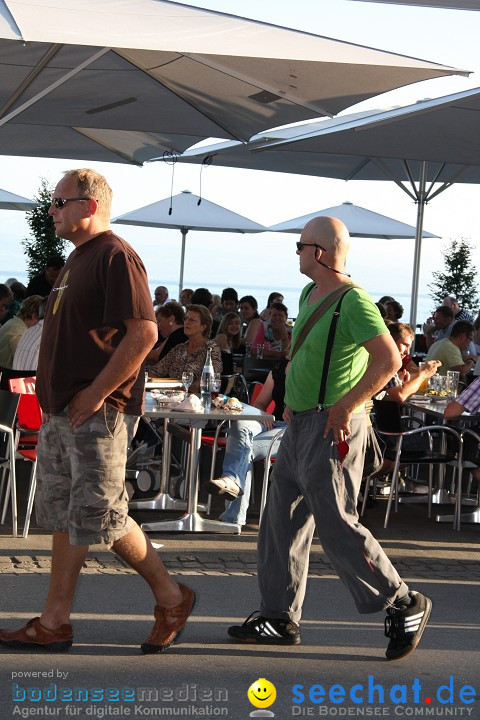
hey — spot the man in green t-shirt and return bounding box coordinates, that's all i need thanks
[228,216,432,661]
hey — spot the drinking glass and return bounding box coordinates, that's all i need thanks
[211,373,221,399]
[256,344,264,359]
[446,370,460,401]
[181,370,194,393]
[245,343,252,357]
[418,362,428,394]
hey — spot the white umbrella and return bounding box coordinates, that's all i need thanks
[0,187,37,210]
[269,201,439,238]
[172,86,480,325]
[352,0,480,9]
[0,0,468,164]
[112,190,266,298]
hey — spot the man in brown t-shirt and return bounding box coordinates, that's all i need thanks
[0,169,195,654]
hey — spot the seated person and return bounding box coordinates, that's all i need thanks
[259,292,284,321]
[12,296,48,371]
[211,288,239,324]
[0,284,12,325]
[205,358,287,528]
[253,302,291,358]
[150,304,221,393]
[179,288,194,307]
[239,295,262,346]
[214,312,242,353]
[423,305,455,349]
[385,300,404,322]
[146,301,187,366]
[0,295,43,369]
[373,323,440,476]
[425,320,476,381]
[381,323,440,403]
[444,377,480,485]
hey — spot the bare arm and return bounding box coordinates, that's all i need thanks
[253,371,276,429]
[68,318,157,428]
[242,318,263,345]
[386,360,441,403]
[444,400,466,419]
[324,332,399,443]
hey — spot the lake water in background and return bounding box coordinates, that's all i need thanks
[1,270,436,328]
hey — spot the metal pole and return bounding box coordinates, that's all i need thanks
[409,161,428,329]
[178,228,188,299]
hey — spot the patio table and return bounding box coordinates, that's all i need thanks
[132,393,274,534]
[404,396,480,526]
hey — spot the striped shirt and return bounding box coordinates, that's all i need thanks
[12,320,43,371]
[456,376,480,414]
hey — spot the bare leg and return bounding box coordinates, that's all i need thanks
[112,521,182,610]
[40,531,88,629]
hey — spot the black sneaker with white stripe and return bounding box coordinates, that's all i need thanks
[228,612,301,645]
[385,591,432,660]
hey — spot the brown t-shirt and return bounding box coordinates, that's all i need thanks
[36,231,155,415]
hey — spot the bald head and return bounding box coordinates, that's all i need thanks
[302,216,350,266]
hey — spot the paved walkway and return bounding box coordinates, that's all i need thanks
[1,497,479,582]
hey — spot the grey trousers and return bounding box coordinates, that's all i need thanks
[258,408,409,620]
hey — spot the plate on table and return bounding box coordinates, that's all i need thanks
[150,389,186,406]
[146,378,183,390]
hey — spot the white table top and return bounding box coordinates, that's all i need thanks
[144,393,274,423]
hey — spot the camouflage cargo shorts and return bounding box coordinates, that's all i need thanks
[35,404,138,546]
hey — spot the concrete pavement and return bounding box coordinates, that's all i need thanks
[0,492,479,719]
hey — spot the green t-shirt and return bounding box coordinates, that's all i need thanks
[425,338,463,375]
[285,283,387,411]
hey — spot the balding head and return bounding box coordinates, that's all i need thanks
[301,216,350,267]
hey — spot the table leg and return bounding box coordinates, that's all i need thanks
[141,427,241,534]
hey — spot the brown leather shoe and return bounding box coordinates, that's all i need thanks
[0,617,73,652]
[141,584,196,654]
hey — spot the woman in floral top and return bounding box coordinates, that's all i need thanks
[151,304,222,392]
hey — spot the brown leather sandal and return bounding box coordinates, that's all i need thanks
[0,617,73,652]
[141,583,196,654]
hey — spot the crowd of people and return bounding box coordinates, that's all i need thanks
[0,166,479,668]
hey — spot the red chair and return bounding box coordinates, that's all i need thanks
[5,377,41,538]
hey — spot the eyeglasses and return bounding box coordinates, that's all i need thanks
[51,197,91,208]
[296,241,327,252]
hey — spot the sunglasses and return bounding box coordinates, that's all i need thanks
[296,241,327,252]
[51,197,91,208]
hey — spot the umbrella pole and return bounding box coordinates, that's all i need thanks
[178,228,188,299]
[409,161,427,329]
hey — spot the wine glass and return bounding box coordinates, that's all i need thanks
[181,370,194,393]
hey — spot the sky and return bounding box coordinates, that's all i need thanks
[1,0,480,321]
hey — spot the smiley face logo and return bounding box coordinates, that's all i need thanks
[247,678,277,709]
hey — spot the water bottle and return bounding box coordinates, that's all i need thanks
[200,347,214,410]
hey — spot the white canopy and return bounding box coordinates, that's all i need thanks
[269,201,438,239]
[0,187,37,210]
[352,0,480,9]
[173,86,480,325]
[0,0,468,164]
[112,190,266,296]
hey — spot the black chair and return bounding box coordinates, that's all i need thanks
[0,367,36,391]
[241,357,278,385]
[371,399,462,528]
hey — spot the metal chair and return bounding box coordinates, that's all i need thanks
[451,429,480,531]
[372,399,462,528]
[4,377,41,537]
[0,389,20,536]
